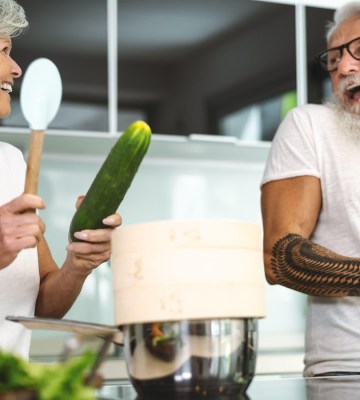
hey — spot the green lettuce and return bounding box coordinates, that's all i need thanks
[0,350,97,399]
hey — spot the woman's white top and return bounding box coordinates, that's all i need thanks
[0,142,39,359]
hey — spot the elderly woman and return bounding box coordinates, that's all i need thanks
[0,0,121,358]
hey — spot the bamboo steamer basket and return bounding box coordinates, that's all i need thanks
[111,219,266,325]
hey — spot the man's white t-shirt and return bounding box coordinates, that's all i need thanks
[262,103,360,376]
[0,142,39,359]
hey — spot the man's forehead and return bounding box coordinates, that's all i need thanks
[329,14,360,47]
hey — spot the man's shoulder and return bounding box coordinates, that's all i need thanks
[290,103,330,116]
[285,103,334,126]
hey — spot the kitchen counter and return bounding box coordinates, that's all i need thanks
[97,374,360,399]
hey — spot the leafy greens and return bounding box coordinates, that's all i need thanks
[0,349,97,399]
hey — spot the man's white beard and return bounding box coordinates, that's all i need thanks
[327,94,360,138]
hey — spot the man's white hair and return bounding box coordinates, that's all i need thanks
[326,1,360,43]
[0,0,28,39]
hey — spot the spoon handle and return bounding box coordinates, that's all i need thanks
[24,130,44,195]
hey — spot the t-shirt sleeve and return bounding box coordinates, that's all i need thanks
[261,106,321,186]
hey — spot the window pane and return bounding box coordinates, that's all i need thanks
[306,6,334,105]
[219,91,297,141]
[5,0,109,132]
[118,0,295,137]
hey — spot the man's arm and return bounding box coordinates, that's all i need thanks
[261,176,360,297]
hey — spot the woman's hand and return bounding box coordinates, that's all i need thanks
[0,194,45,269]
[65,195,122,274]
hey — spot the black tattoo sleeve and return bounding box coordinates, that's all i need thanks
[271,233,360,296]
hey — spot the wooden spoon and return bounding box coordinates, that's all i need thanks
[20,58,62,195]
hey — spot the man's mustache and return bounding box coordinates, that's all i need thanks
[338,75,360,95]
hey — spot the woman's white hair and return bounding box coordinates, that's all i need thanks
[0,0,28,39]
[326,1,360,43]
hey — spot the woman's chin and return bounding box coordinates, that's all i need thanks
[0,107,12,119]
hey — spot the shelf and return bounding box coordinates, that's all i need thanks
[0,127,270,164]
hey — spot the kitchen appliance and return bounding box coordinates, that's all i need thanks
[111,219,266,396]
[123,318,257,397]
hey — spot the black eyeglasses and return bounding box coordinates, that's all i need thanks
[316,36,360,72]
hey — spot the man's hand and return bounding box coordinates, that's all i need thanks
[0,194,45,269]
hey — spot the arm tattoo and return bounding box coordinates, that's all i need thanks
[271,233,360,296]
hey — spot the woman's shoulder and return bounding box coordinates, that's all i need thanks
[0,141,24,157]
[0,142,25,168]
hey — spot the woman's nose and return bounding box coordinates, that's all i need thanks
[11,58,22,78]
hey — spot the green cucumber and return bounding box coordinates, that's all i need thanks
[69,120,151,241]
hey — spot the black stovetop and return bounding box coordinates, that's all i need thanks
[97,374,360,400]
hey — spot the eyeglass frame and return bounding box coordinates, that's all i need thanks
[315,36,360,72]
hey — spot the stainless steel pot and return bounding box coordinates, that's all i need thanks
[123,318,258,397]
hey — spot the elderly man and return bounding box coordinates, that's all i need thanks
[261,2,360,377]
